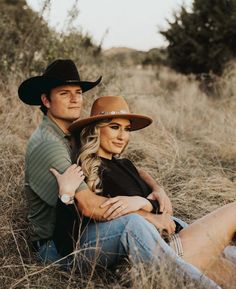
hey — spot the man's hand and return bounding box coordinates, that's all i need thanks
[147,188,173,215]
[100,196,152,220]
[50,164,85,198]
[137,169,173,215]
[147,213,176,236]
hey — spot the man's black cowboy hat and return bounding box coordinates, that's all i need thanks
[18,59,102,105]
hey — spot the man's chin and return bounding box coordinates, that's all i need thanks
[64,116,80,123]
[70,113,81,120]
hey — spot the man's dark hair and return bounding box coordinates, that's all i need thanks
[40,89,51,115]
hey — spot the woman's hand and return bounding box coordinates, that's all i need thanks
[100,196,151,220]
[147,213,176,236]
[50,164,85,198]
[147,188,173,215]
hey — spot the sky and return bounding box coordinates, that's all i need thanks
[26,0,193,51]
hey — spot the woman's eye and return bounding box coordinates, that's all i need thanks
[110,125,119,130]
[125,127,131,132]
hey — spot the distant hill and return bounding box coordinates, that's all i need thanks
[103,47,139,56]
[103,47,145,66]
[103,46,167,66]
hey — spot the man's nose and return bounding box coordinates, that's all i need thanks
[70,93,82,102]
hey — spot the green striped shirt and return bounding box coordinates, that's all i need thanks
[25,116,87,241]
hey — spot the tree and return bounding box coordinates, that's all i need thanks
[161,0,236,75]
[0,0,102,81]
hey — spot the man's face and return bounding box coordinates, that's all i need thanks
[42,84,83,122]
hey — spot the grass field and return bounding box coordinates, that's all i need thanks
[0,62,235,288]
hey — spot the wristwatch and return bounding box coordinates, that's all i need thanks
[60,194,74,204]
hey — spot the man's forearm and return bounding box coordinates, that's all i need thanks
[75,189,110,221]
[135,209,154,222]
[75,188,156,223]
[137,168,161,192]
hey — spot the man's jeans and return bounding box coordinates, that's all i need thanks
[36,214,220,288]
[36,240,61,264]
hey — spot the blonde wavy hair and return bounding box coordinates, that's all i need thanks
[74,120,111,193]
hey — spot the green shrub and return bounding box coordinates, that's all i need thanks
[161,0,236,75]
[0,0,102,81]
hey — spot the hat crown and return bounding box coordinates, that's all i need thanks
[43,59,81,81]
[91,96,130,117]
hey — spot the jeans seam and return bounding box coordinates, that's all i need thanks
[82,232,123,247]
[125,228,158,259]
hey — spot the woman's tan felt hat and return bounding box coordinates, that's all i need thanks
[69,96,153,132]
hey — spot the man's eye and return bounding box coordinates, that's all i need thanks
[60,92,68,95]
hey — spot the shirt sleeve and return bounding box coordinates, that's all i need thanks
[147,199,160,214]
[27,141,88,207]
[120,158,160,213]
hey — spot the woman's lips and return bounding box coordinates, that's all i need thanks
[112,142,124,148]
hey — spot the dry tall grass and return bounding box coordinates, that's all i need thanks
[0,62,236,288]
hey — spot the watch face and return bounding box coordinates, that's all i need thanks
[61,194,70,203]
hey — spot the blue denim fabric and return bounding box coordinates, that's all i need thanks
[172,216,188,229]
[35,215,220,288]
[36,240,60,263]
[79,214,220,289]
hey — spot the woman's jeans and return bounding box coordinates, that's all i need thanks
[36,214,220,288]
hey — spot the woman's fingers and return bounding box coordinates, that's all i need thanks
[74,165,82,172]
[74,165,84,176]
[100,197,120,208]
[68,164,78,171]
[106,205,127,220]
[50,164,83,178]
[103,200,123,218]
[49,168,60,179]
[67,165,84,178]
[50,164,85,197]
[76,169,84,178]
[78,174,85,182]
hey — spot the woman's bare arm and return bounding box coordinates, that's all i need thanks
[74,188,176,235]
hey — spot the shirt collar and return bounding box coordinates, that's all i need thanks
[42,115,71,140]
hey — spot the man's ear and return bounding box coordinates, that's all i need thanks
[41,94,50,108]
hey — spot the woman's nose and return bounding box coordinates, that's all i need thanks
[117,129,125,139]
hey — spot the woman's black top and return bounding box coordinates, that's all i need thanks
[99,157,159,213]
[53,157,159,256]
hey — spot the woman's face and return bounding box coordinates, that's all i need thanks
[97,118,131,159]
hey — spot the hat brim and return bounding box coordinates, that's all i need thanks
[69,113,153,133]
[18,76,102,105]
